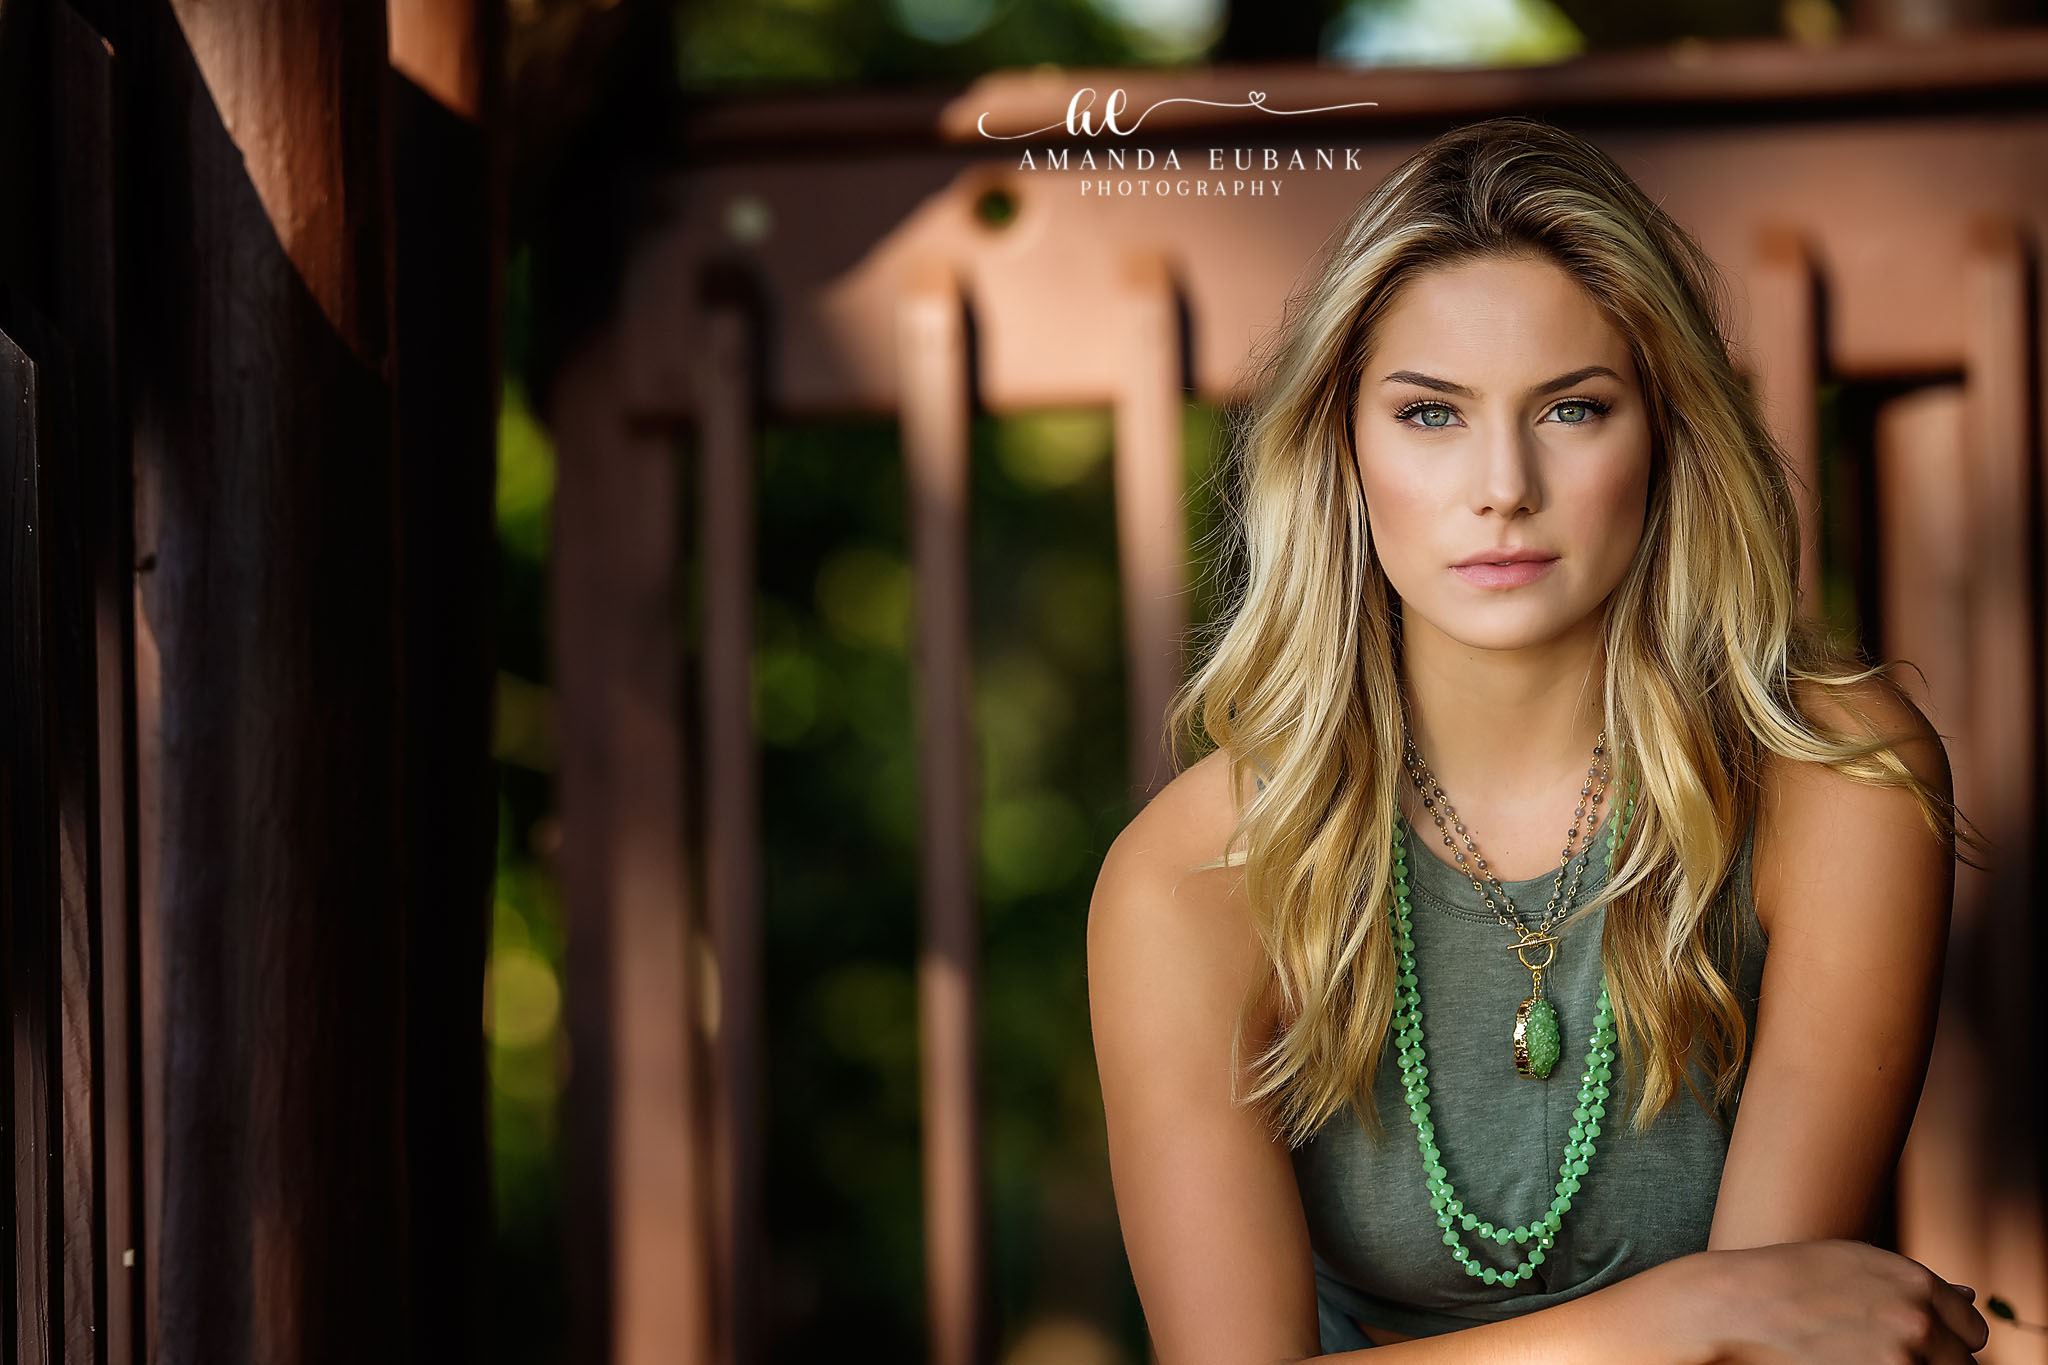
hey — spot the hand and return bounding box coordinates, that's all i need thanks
[1656,1239,1990,1364]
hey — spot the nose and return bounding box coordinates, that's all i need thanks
[1471,411,1540,518]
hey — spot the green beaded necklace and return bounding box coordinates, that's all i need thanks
[1386,768,1639,1287]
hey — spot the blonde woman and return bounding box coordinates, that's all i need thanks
[1088,116,1990,1362]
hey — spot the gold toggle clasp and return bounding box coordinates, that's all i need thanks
[1512,932,1559,974]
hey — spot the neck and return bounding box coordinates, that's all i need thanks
[1395,607,1610,829]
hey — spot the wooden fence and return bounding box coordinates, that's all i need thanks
[1,0,503,1359]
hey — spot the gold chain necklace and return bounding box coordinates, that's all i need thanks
[1397,721,1614,1080]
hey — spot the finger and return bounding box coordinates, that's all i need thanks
[1925,1324,1983,1365]
[1923,1302,1992,1365]
[1927,1288,1989,1356]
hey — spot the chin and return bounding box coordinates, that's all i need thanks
[1408,596,1590,653]
[1447,623,1574,652]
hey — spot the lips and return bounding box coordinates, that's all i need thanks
[1453,549,1556,566]
[1452,556,1558,589]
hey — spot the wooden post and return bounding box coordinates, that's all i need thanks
[128,0,410,1358]
[899,264,988,1365]
[388,0,507,1356]
[551,325,719,1365]
[0,4,148,1361]
[1893,220,2048,1361]
[1875,379,1983,1275]
[694,283,766,1365]
[1,311,68,1365]
[1749,226,1823,618]
[1113,253,1188,799]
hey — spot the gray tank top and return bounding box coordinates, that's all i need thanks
[1288,797,1767,1346]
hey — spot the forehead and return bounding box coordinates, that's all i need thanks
[1370,254,1633,381]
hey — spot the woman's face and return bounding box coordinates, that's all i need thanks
[1353,252,1653,654]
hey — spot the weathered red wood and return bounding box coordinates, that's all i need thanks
[1875,379,1985,1287]
[1894,220,2048,1354]
[693,286,766,1365]
[1748,226,1824,617]
[551,327,719,1365]
[622,129,2048,424]
[46,5,138,1361]
[1113,252,1188,798]
[389,0,493,117]
[1,311,61,1365]
[899,262,987,1365]
[128,0,409,1358]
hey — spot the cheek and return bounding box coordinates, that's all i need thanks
[1569,451,1653,578]
[1355,456,1430,568]
[1355,433,1436,514]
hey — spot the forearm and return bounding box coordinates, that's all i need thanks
[1305,1254,1723,1365]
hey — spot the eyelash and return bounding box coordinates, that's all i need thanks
[1393,396,1614,429]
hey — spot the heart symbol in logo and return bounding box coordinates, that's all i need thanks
[1248,90,1268,103]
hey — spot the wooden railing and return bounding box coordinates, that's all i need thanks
[551,28,2048,1365]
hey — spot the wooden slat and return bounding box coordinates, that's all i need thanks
[694,288,765,1365]
[1875,381,1990,1302]
[388,0,506,1353]
[1959,218,2036,915]
[1880,237,2047,1365]
[1749,226,1824,618]
[133,433,164,1365]
[1114,253,1188,800]
[552,327,718,1365]
[899,263,986,1365]
[1941,219,2046,1359]
[36,318,90,1365]
[47,3,136,1359]
[627,120,2048,420]
[1,313,59,1365]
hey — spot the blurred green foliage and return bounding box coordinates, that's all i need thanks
[487,236,573,1362]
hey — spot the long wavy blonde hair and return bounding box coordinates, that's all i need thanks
[1168,115,1983,1150]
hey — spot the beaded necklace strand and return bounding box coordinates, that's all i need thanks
[1387,766,1639,1286]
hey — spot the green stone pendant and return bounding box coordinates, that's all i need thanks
[1515,996,1561,1079]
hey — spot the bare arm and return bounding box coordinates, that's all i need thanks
[1295,1256,1716,1363]
[1086,761,1319,1365]
[1709,677,1956,1250]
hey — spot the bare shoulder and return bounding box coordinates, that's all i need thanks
[1088,747,1270,1029]
[1097,745,1256,876]
[1753,674,1954,943]
[1086,749,1319,1361]
[1785,672,1951,790]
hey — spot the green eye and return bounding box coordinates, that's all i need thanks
[1550,398,1612,424]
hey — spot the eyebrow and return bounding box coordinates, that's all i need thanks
[1379,365,1624,398]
